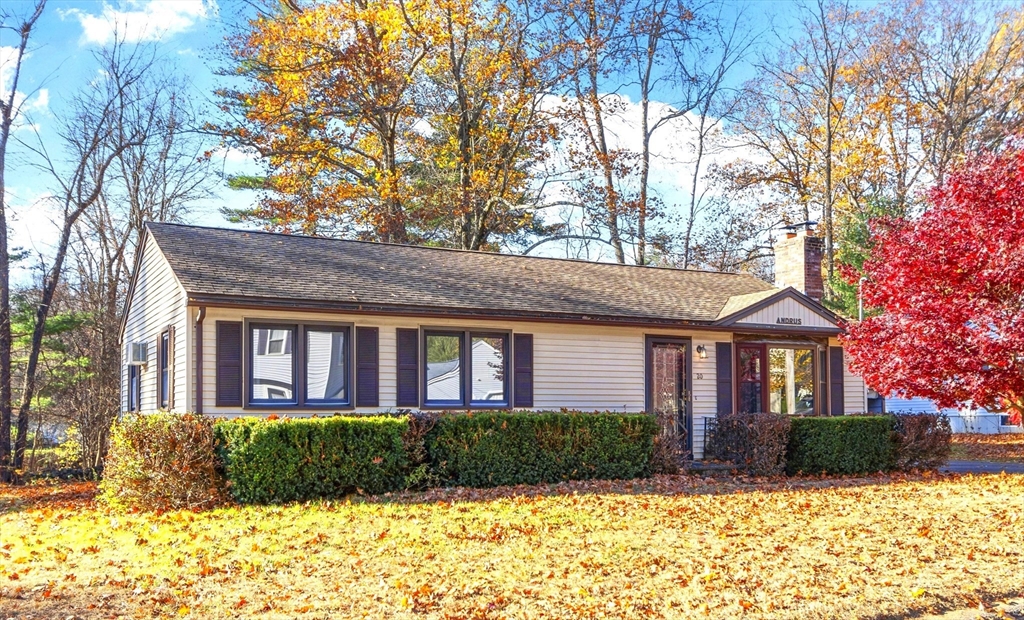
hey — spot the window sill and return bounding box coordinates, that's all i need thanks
[246,401,354,408]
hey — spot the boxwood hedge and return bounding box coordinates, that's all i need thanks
[214,415,409,503]
[786,415,898,475]
[426,411,658,488]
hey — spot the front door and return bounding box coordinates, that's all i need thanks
[646,337,691,456]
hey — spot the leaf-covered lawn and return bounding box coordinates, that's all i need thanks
[1,474,1022,619]
[951,433,1024,463]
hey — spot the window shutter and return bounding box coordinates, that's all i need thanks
[167,325,175,410]
[818,348,828,415]
[216,321,243,407]
[156,331,165,409]
[396,328,419,407]
[829,346,845,415]
[513,333,534,408]
[355,327,379,407]
[715,342,733,415]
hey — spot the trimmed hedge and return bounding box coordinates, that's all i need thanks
[786,416,897,475]
[214,415,409,503]
[892,412,952,470]
[426,411,658,488]
[705,412,791,476]
[101,412,225,511]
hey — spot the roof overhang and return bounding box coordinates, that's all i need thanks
[118,230,150,342]
[186,292,842,336]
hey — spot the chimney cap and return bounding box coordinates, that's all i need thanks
[781,221,818,233]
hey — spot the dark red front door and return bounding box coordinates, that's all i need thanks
[737,345,767,413]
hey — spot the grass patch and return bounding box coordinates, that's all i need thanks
[1,474,1022,619]
[950,433,1024,463]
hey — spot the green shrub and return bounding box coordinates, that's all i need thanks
[214,415,409,503]
[101,413,225,511]
[892,413,952,470]
[426,411,657,488]
[786,416,897,475]
[705,412,792,476]
[54,425,84,470]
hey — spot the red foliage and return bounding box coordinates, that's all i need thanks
[843,141,1024,425]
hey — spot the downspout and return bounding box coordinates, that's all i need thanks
[195,307,206,414]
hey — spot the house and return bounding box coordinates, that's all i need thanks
[881,395,1021,434]
[120,222,866,459]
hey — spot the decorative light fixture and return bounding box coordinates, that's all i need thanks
[696,345,707,359]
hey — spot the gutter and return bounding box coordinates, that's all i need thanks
[184,294,843,336]
[195,306,206,414]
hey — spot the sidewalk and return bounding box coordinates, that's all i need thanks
[940,460,1024,474]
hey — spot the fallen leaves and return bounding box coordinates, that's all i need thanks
[0,473,1022,619]
[951,433,1024,463]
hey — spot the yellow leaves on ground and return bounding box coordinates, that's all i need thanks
[951,433,1024,463]
[0,473,1022,618]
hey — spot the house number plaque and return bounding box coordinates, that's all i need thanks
[776,317,802,325]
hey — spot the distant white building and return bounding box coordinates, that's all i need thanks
[882,393,1021,434]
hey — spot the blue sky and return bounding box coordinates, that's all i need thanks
[1,0,847,274]
[2,0,261,280]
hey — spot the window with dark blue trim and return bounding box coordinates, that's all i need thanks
[304,327,350,405]
[159,330,170,409]
[247,323,353,408]
[250,324,297,405]
[423,330,508,408]
[127,365,141,412]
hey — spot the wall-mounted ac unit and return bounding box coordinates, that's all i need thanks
[127,341,148,366]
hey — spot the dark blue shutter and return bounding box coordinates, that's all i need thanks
[396,328,419,407]
[513,333,533,408]
[716,342,733,415]
[355,327,379,407]
[166,325,175,410]
[829,346,845,416]
[216,321,243,407]
[819,348,828,415]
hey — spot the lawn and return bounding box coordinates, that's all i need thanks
[951,433,1024,463]
[1,474,1022,619]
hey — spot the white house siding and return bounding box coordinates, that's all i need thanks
[196,308,733,458]
[734,297,835,329]
[884,396,948,414]
[121,233,189,412]
[688,331,722,460]
[192,309,877,458]
[829,337,867,414]
[882,397,1005,434]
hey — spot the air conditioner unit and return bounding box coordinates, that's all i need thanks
[127,341,149,366]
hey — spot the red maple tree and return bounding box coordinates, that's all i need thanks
[842,141,1024,425]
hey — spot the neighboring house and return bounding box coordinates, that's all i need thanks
[120,222,866,459]
[883,395,1021,434]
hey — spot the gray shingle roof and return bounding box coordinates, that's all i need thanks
[147,223,778,324]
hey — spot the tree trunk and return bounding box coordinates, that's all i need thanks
[0,0,46,482]
[0,147,12,483]
[638,97,650,266]
[13,215,79,471]
[586,59,625,264]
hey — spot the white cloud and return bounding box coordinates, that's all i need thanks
[30,88,48,111]
[0,46,18,97]
[64,0,217,46]
[5,189,61,285]
[1,47,49,129]
[546,93,765,209]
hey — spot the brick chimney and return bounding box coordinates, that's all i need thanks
[774,223,824,302]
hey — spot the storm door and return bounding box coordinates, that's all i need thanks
[646,337,692,456]
[738,345,767,413]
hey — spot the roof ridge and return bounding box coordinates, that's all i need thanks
[145,221,764,279]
